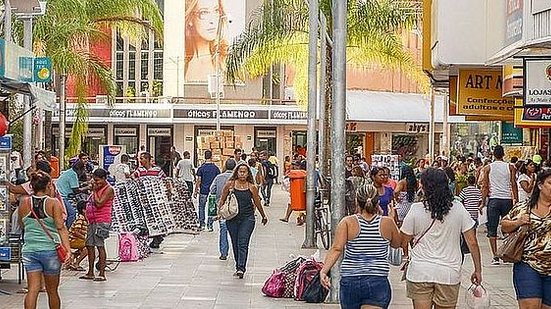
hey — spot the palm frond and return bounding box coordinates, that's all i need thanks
[67,76,88,157]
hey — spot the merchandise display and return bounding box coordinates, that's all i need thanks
[371,154,400,180]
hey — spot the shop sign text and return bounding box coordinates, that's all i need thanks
[270,110,308,120]
[457,70,514,118]
[175,109,268,120]
[406,123,429,134]
[506,0,523,45]
[524,58,551,106]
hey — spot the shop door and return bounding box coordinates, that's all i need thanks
[148,127,173,176]
[255,128,277,154]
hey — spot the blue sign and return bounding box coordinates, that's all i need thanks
[102,145,123,171]
[0,39,5,78]
[34,57,52,83]
[0,247,11,262]
[19,56,34,82]
[0,135,13,151]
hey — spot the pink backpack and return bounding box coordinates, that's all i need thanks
[261,270,286,297]
[119,232,138,262]
[294,259,323,301]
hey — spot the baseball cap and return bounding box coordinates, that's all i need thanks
[532,154,543,165]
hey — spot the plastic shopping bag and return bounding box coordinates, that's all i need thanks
[388,246,403,266]
[282,177,290,192]
[465,284,490,309]
[479,207,488,226]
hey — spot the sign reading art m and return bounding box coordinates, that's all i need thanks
[457,69,514,120]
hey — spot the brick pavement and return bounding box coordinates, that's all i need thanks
[0,184,517,308]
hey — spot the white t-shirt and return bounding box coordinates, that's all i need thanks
[517,173,532,202]
[112,163,130,183]
[401,201,474,285]
[176,158,195,182]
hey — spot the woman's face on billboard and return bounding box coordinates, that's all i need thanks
[192,0,220,42]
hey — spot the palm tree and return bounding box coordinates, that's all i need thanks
[32,0,163,166]
[226,0,426,173]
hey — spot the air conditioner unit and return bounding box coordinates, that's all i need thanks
[207,74,224,99]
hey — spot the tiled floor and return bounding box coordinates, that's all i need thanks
[0,185,517,308]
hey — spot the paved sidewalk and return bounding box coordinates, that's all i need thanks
[0,184,517,308]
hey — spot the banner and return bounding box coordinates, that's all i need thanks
[100,145,126,172]
[184,0,246,83]
[501,122,523,145]
[524,58,551,105]
[457,69,515,118]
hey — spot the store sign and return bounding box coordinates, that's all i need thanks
[33,57,52,83]
[532,1,551,14]
[59,108,171,119]
[114,128,137,136]
[148,128,171,136]
[174,109,269,120]
[501,122,523,145]
[524,58,551,106]
[405,123,429,134]
[100,145,125,171]
[457,69,514,118]
[502,64,523,97]
[0,135,13,151]
[449,76,458,116]
[505,0,523,45]
[345,122,358,132]
[19,56,33,82]
[269,110,308,120]
[52,127,105,137]
[256,130,276,138]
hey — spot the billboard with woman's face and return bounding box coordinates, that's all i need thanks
[184,0,245,83]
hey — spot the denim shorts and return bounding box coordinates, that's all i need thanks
[513,262,551,305]
[340,275,391,309]
[22,250,61,276]
[486,198,512,237]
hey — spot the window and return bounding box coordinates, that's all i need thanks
[141,52,149,80]
[116,33,124,51]
[128,52,136,80]
[116,53,123,80]
[154,51,163,80]
[116,82,123,97]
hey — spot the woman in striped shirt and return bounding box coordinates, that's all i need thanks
[320,184,402,309]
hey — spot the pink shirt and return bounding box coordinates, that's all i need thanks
[85,185,113,224]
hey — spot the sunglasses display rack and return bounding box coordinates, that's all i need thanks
[164,178,200,232]
[371,154,400,180]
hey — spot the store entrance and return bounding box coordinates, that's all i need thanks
[147,127,173,176]
[254,128,277,154]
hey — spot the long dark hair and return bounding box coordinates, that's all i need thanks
[401,165,417,203]
[230,163,255,184]
[420,168,453,221]
[527,169,551,210]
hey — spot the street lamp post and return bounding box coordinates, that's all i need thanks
[213,15,227,133]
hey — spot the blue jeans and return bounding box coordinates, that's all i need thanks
[261,178,274,204]
[514,261,551,305]
[63,197,76,229]
[226,215,255,272]
[219,220,229,257]
[22,250,61,276]
[198,194,213,228]
[340,275,391,309]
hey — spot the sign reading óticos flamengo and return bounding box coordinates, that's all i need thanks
[457,69,514,118]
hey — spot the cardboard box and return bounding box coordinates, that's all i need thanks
[225,136,234,142]
[225,141,234,148]
[223,131,233,137]
[223,148,235,156]
[234,136,241,143]
[235,142,243,149]
[211,142,220,149]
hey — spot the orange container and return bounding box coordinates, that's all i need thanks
[288,169,307,211]
[49,156,60,178]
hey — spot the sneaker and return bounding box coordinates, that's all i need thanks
[491,257,501,265]
[219,255,227,260]
[207,227,214,232]
[236,270,244,279]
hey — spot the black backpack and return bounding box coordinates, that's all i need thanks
[265,161,278,179]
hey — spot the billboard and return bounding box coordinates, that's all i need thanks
[184,0,246,83]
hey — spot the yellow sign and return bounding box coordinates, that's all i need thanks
[457,69,515,118]
[514,98,551,127]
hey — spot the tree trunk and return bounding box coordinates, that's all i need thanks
[44,111,52,154]
[322,43,332,177]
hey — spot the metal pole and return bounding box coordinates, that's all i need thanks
[4,0,11,42]
[329,0,347,303]
[176,56,180,98]
[443,92,449,156]
[59,75,67,169]
[302,0,319,249]
[429,87,435,160]
[215,17,224,132]
[22,17,33,168]
[318,13,327,178]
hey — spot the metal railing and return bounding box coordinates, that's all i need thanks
[61,96,298,105]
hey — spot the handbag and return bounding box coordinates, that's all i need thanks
[302,271,329,303]
[496,221,530,263]
[207,194,217,217]
[401,218,436,281]
[30,206,68,263]
[219,186,239,220]
[388,246,403,266]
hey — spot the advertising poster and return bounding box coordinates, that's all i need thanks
[99,145,126,172]
[0,187,7,211]
[501,122,523,145]
[457,69,515,119]
[184,0,246,83]
[515,58,551,127]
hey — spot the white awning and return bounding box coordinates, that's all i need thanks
[0,78,57,111]
[346,91,465,123]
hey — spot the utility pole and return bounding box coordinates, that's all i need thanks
[22,17,33,169]
[4,0,11,42]
[318,13,327,178]
[214,15,226,133]
[302,0,318,249]
[429,87,435,160]
[329,0,347,303]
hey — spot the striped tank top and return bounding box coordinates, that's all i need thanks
[341,214,390,277]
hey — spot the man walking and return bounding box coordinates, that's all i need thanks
[480,145,518,265]
[210,159,236,260]
[193,150,221,231]
[260,151,277,206]
[175,151,196,197]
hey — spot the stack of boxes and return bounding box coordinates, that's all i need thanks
[197,130,243,169]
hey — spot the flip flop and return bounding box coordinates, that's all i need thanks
[79,275,95,280]
[93,276,106,282]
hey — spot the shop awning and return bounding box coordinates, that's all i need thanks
[346,91,465,123]
[0,78,56,111]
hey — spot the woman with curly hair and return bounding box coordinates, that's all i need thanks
[321,184,401,308]
[400,168,482,308]
[185,0,228,82]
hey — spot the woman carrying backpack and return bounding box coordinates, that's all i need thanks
[320,184,402,308]
[219,163,268,279]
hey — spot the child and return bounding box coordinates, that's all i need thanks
[67,200,88,271]
[458,175,482,226]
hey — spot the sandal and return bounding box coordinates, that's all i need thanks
[93,276,106,282]
[279,218,288,223]
[79,275,95,280]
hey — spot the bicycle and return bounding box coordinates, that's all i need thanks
[314,174,331,250]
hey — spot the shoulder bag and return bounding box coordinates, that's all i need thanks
[496,208,531,263]
[29,200,68,263]
[401,218,436,281]
[219,182,239,220]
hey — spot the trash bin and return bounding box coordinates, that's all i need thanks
[288,169,307,211]
[50,156,60,178]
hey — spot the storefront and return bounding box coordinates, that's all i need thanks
[114,126,140,156]
[254,127,277,154]
[147,126,173,175]
[52,126,107,161]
